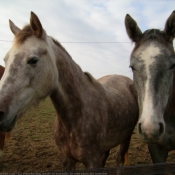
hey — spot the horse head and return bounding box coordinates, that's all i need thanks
[125,11,175,142]
[0,12,58,131]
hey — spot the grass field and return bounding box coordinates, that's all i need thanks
[0,97,175,172]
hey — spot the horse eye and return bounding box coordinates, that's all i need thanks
[169,64,175,70]
[27,57,39,65]
[129,65,136,71]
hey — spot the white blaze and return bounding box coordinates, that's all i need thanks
[139,44,160,126]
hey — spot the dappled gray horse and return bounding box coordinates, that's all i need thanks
[0,12,138,170]
[125,11,175,163]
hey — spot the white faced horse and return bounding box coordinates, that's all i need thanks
[125,11,175,163]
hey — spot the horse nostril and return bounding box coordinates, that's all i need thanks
[0,111,5,123]
[159,123,164,138]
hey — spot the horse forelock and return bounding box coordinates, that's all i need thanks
[14,25,33,45]
[133,29,170,53]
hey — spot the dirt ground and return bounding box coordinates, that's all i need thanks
[0,98,175,173]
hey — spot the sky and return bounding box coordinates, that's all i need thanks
[0,0,174,79]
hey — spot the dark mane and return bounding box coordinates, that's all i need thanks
[84,72,106,90]
[15,25,33,44]
[49,36,72,58]
[84,72,96,84]
[134,29,170,51]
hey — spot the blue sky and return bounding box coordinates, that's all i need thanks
[0,0,174,79]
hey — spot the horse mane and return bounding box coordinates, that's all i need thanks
[49,37,101,87]
[84,72,97,84]
[134,29,170,51]
[84,72,107,91]
[49,36,72,58]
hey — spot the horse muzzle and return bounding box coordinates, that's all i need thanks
[138,121,165,142]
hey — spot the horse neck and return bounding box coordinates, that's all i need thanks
[48,38,98,122]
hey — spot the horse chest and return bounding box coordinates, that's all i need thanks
[54,120,89,157]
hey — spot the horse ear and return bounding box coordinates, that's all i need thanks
[164,11,175,42]
[125,14,142,43]
[30,11,43,38]
[9,20,21,35]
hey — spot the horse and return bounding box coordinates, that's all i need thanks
[0,11,138,170]
[0,65,4,79]
[0,65,11,157]
[125,11,175,164]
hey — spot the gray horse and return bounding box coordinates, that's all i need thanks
[0,12,138,170]
[125,11,175,163]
